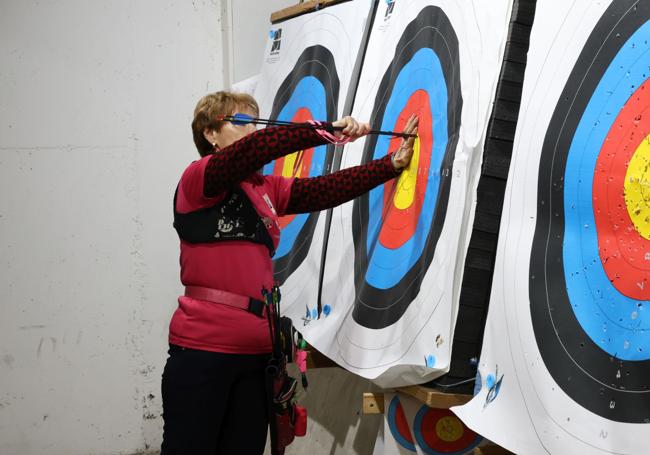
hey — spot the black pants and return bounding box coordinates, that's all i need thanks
[161,344,270,455]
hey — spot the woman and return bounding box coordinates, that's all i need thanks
[162,91,418,454]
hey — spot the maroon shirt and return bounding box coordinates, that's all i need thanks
[169,125,400,353]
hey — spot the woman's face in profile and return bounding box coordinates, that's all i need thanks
[212,106,258,150]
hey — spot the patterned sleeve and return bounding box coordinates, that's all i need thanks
[285,154,401,214]
[203,125,329,197]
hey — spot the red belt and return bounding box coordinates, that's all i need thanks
[184,285,267,318]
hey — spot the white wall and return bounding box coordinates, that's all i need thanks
[0,1,223,453]
[0,0,379,454]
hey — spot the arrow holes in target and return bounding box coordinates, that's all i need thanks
[530,2,650,423]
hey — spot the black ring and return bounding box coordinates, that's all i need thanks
[352,5,462,329]
[269,45,340,284]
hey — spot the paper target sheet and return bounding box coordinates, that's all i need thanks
[454,1,650,453]
[254,1,373,319]
[314,0,512,386]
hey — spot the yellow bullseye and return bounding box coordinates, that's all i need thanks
[624,134,650,240]
[393,136,420,210]
[435,415,464,442]
[282,151,302,178]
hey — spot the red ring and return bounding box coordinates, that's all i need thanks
[395,400,415,445]
[379,90,433,249]
[593,78,650,299]
[418,408,479,452]
[272,108,315,229]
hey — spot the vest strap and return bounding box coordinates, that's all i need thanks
[184,285,267,318]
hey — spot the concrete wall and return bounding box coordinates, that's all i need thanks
[0,1,223,453]
[0,0,378,454]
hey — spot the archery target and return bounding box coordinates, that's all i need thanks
[391,392,484,455]
[262,44,338,284]
[352,5,460,329]
[253,1,372,316]
[530,1,650,423]
[412,406,482,455]
[315,0,511,386]
[454,1,650,453]
[387,395,417,452]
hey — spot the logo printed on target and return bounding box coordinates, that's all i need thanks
[270,29,282,55]
[384,0,396,20]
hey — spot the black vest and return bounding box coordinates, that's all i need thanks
[173,186,276,256]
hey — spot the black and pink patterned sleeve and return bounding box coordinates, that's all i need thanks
[285,154,401,214]
[203,125,329,197]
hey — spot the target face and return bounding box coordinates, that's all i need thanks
[263,45,339,284]
[387,396,416,452]
[412,406,482,455]
[530,1,650,422]
[352,5,461,329]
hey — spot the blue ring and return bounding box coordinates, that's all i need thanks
[563,22,650,360]
[365,48,447,289]
[263,76,328,259]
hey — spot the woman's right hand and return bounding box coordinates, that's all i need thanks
[391,115,419,170]
[332,116,371,142]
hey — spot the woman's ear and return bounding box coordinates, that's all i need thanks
[203,128,218,148]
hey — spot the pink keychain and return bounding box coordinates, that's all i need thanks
[296,349,307,373]
[294,337,309,389]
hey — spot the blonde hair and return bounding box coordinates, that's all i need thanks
[191,91,259,156]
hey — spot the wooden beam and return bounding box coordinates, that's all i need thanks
[363,392,384,414]
[362,386,472,415]
[398,385,472,409]
[271,0,351,24]
[305,348,340,369]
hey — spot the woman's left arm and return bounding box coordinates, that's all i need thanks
[285,115,418,214]
[285,155,399,214]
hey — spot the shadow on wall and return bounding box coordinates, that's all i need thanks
[129,367,381,455]
[270,367,383,455]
